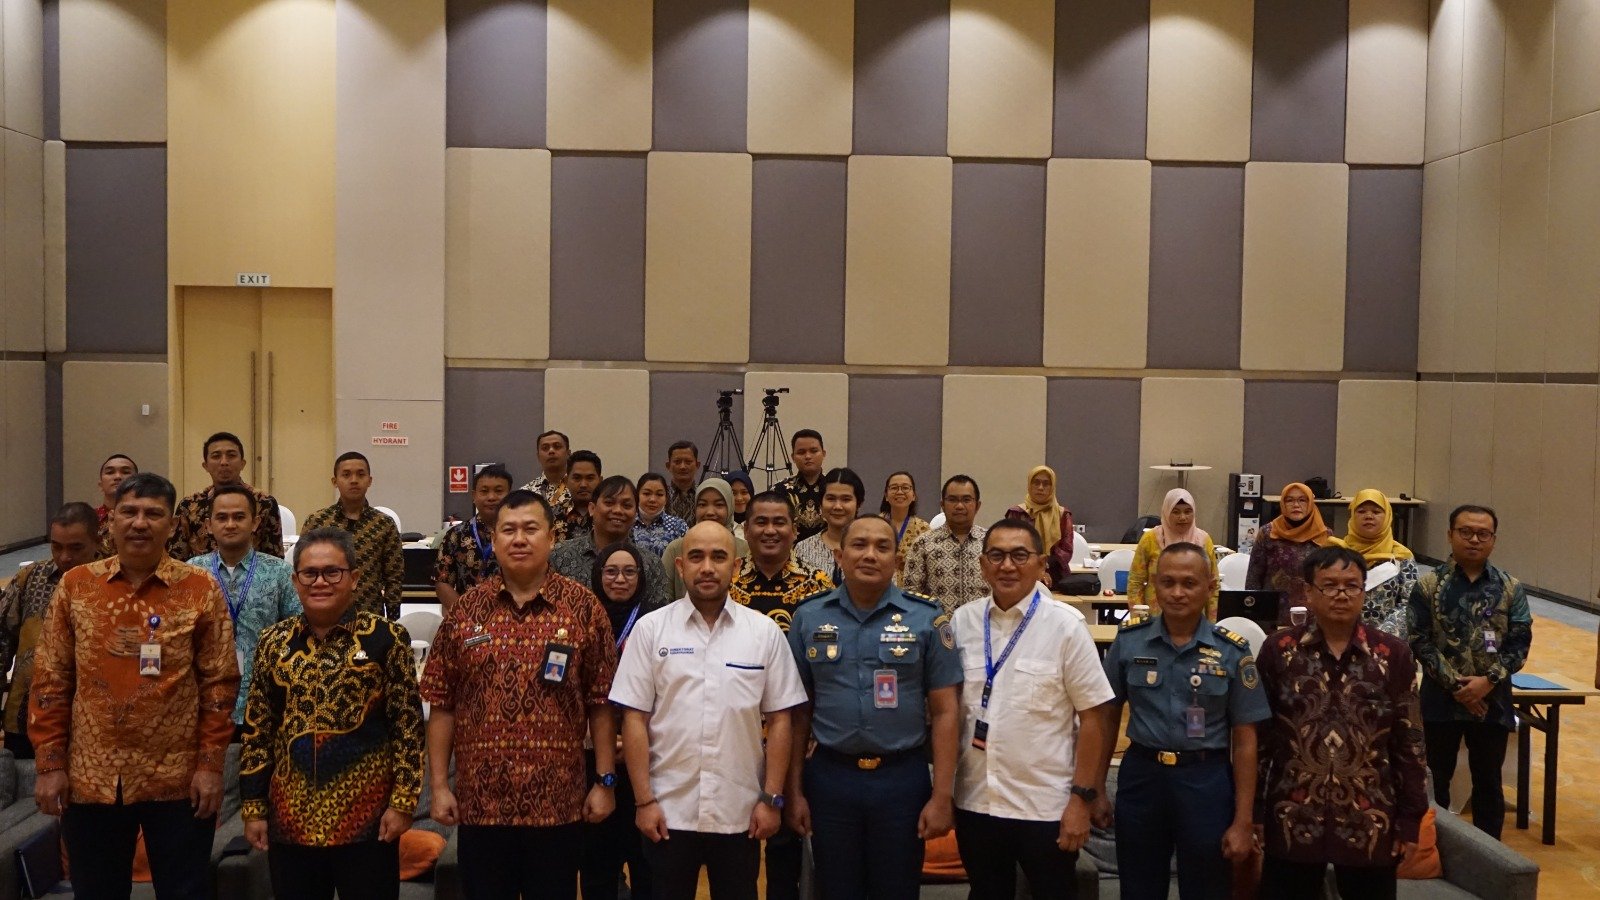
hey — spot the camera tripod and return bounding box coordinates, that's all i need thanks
[746,388,793,490]
[703,390,747,480]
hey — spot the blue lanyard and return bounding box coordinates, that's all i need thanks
[212,552,258,624]
[469,519,493,563]
[895,516,911,544]
[616,602,643,650]
[981,589,1041,711]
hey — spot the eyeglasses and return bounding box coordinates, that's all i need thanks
[1453,527,1496,543]
[602,566,640,580]
[1313,584,1361,598]
[982,548,1039,566]
[887,485,913,493]
[295,567,351,586]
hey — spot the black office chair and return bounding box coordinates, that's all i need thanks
[1119,515,1160,544]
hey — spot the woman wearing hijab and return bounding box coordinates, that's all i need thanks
[660,477,749,598]
[1126,488,1220,617]
[877,471,929,584]
[1340,489,1418,638]
[1245,481,1337,621]
[1016,465,1075,587]
[726,469,755,542]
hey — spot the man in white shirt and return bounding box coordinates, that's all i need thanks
[951,519,1115,900]
[610,522,807,900]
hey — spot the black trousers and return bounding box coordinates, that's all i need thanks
[62,798,215,900]
[581,755,651,900]
[268,840,399,900]
[804,751,930,900]
[953,809,1078,900]
[4,729,34,759]
[643,830,758,900]
[1425,719,1508,838]
[460,822,584,900]
[762,827,802,900]
[1260,856,1397,900]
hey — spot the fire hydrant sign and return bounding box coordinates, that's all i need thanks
[449,466,470,493]
[371,435,409,446]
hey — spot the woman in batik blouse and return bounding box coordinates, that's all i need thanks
[1246,481,1338,624]
[1340,489,1418,638]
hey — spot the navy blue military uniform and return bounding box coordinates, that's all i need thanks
[1101,613,1270,900]
[789,584,962,900]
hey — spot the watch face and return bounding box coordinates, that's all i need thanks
[600,773,617,787]
[771,795,785,809]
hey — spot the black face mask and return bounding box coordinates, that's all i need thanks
[1285,514,1309,528]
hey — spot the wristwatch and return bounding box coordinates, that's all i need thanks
[1069,785,1098,803]
[1486,671,1503,685]
[597,772,618,788]
[759,791,786,809]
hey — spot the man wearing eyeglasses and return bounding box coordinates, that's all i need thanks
[239,527,425,899]
[951,519,1113,899]
[903,475,988,614]
[1407,504,1532,839]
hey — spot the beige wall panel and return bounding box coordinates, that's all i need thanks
[942,375,1046,529]
[334,398,444,538]
[169,0,335,288]
[741,371,850,478]
[844,155,952,366]
[1547,111,1600,373]
[1445,381,1492,549]
[545,368,651,481]
[4,0,45,137]
[1501,0,1554,138]
[43,140,64,353]
[1139,377,1244,539]
[1335,380,1417,498]
[3,132,43,352]
[547,0,652,151]
[0,362,46,544]
[1451,143,1499,372]
[948,0,1054,158]
[1537,385,1596,598]
[747,0,853,155]
[58,0,164,141]
[645,152,752,363]
[1553,0,1600,121]
[1412,380,1452,559]
[1425,0,1465,162]
[1146,0,1253,162]
[445,148,551,361]
[1418,157,1458,372]
[1346,0,1428,165]
[1043,158,1150,369]
[1458,0,1505,151]
[1495,127,1549,372]
[1241,162,1348,371]
[1489,383,1540,579]
[61,360,168,508]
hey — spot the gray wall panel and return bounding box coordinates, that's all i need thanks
[1243,380,1339,497]
[43,0,58,141]
[443,367,545,516]
[750,157,847,364]
[549,153,647,360]
[649,371,746,476]
[847,376,942,516]
[854,0,950,156]
[1047,377,1142,541]
[1147,164,1244,369]
[1345,166,1422,372]
[1250,0,1348,163]
[445,0,547,149]
[46,359,62,516]
[64,145,166,354]
[654,0,749,152]
[950,160,1045,367]
[1054,0,1149,159]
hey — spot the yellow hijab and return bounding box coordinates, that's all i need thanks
[1023,465,1065,552]
[1268,482,1337,546]
[1340,489,1413,563]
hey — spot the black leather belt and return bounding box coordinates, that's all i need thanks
[1126,743,1227,767]
[815,745,924,771]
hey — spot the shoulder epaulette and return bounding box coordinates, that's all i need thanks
[1214,626,1250,650]
[902,590,939,608]
[795,587,834,607]
[1120,613,1155,631]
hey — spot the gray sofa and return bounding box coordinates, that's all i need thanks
[0,751,61,899]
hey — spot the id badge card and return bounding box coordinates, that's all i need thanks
[874,669,899,709]
[542,642,574,684]
[971,719,989,750]
[1184,705,1205,738]
[1483,630,1499,654]
[139,642,162,677]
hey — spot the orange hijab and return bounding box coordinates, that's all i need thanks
[1269,483,1337,546]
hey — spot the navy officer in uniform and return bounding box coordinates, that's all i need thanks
[1092,541,1269,900]
[784,515,962,900]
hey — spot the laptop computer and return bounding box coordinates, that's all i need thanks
[1217,589,1282,624]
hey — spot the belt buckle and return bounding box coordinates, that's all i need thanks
[857,756,882,771]
[1157,751,1178,766]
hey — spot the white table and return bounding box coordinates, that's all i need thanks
[1150,464,1211,489]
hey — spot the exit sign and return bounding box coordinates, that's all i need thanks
[236,272,271,286]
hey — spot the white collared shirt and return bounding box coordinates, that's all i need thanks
[609,596,808,834]
[952,590,1116,821]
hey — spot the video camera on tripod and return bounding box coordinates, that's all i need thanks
[702,387,794,489]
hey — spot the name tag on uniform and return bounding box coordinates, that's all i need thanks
[1133,657,1158,665]
[1185,705,1205,738]
[1483,630,1499,653]
[139,643,162,677]
[464,634,492,649]
[811,630,837,642]
[874,669,898,709]
[543,642,573,684]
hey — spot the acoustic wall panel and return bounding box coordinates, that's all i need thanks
[57,0,163,142]
[1547,112,1600,373]
[1445,381,1492,540]
[947,0,1054,158]
[741,371,849,476]
[654,0,748,152]
[546,0,652,151]
[1,361,47,544]
[445,148,551,361]
[747,0,854,155]
[1452,143,1500,371]
[1053,0,1149,160]
[43,140,64,353]
[1345,0,1427,165]
[847,375,942,514]
[1240,162,1348,372]
[1425,0,1465,163]
[1489,383,1540,579]
[949,161,1045,368]
[1500,0,1554,139]
[1046,377,1142,541]
[1249,0,1347,163]
[1146,164,1243,370]
[1457,0,1505,152]
[549,154,647,361]
[1138,377,1243,540]
[1411,379,1452,559]
[4,0,45,138]
[853,0,949,156]
[1417,156,1458,373]
[4,131,44,352]
[1344,167,1422,373]
[844,155,951,366]
[648,371,745,475]
[442,367,544,514]
[1042,158,1150,369]
[1537,384,1596,598]
[544,368,651,481]
[1145,0,1253,162]
[64,145,165,353]
[1242,380,1339,501]
[644,152,752,363]
[60,360,167,516]
[1495,127,1549,373]
[749,157,847,364]
[1335,379,1417,498]
[941,375,1047,528]
[1553,0,1600,121]
[444,0,546,148]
